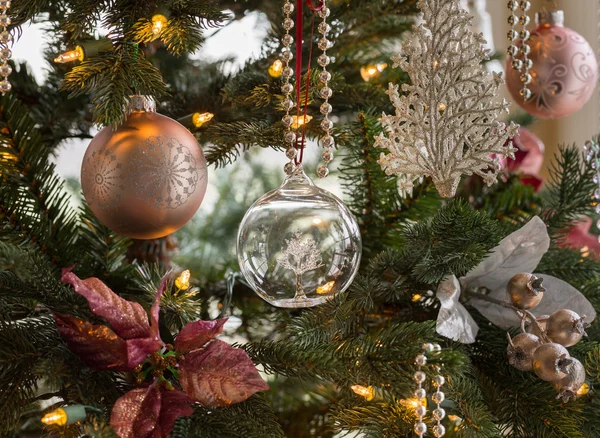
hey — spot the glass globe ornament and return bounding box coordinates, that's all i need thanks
[237,166,362,308]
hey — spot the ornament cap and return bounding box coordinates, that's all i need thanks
[126,95,156,114]
[535,10,564,27]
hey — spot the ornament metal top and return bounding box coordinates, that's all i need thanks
[81,95,208,239]
[375,0,518,198]
[236,166,362,308]
[505,9,598,119]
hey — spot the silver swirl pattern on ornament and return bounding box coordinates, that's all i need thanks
[130,135,200,210]
[84,148,124,210]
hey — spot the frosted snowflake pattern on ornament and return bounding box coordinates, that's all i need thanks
[131,135,200,210]
[375,0,518,198]
[84,148,124,210]
[278,231,324,302]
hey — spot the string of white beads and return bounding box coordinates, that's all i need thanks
[0,0,12,95]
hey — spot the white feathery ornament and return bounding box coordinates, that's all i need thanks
[375,0,518,198]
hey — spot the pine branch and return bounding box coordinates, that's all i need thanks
[0,94,80,267]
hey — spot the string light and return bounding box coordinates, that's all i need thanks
[41,405,94,426]
[192,112,214,128]
[175,270,191,290]
[316,280,335,295]
[351,384,375,401]
[577,382,590,396]
[269,60,284,78]
[152,13,169,36]
[290,114,312,129]
[54,46,84,63]
[412,294,423,302]
[54,39,112,64]
[360,63,388,82]
[41,408,68,426]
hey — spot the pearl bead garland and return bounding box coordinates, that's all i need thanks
[0,0,11,95]
[413,343,446,437]
[507,0,532,101]
[278,0,334,178]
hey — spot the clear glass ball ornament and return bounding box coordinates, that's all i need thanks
[237,166,362,308]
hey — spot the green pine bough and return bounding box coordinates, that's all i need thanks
[2,0,600,436]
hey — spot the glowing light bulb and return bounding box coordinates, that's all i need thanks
[316,280,335,295]
[577,382,590,396]
[269,60,283,78]
[291,114,312,129]
[360,63,388,82]
[152,14,168,36]
[312,217,323,225]
[54,46,84,63]
[351,385,375,401]
[41,408,68,426]
[175,270,191,290]
[192,112,214,128]
[412,294,423,302]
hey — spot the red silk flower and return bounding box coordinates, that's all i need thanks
[56,269,269,438]
[500,127,545,191]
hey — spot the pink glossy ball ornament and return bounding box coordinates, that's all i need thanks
[506,10,598,119]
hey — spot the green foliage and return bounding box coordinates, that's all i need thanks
[4,0,600,436]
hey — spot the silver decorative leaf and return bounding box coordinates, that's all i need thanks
[462,216,549,292]
[436,275,479,344]
[471,274,597,329]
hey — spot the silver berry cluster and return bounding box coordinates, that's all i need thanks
[584,140,600,217]
[0,0,12,95]
[507,0,533,100]
[316,3,333,179]
[413,343,446,438]
[281,0,297,177]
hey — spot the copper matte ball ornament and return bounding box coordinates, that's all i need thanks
[506,10,598,119]
[81,96,208,239]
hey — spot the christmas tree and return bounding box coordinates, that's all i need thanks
[3,0,600,437]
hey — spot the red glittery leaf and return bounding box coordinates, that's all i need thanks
[110,387,193,438]
[54,313,129,371]
[155,389,193,436]
[62,269,152,340]
[54,313,160,371]
[111,387,161,438]
[175,318,227,354]
[149,274,169,343]
[179,340,269,407]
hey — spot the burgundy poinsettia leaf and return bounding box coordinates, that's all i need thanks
[62,269,152,340]
[54,313,129,371]
[179,339,269,407]
[110,387,193,438]
[149,274,169,342]
[154,388,193,436]
[54,313,160,371]
[175,318,228,354]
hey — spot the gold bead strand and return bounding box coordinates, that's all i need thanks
[0,0,12,95]
[317,3,333,179]
[281,1,298,175]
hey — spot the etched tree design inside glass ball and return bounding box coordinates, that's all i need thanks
[237,166,362,308]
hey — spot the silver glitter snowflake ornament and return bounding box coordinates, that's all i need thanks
[375,0,518,198]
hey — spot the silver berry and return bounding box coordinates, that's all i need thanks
[552,358,586,403]
[546,309,589,347]
[507,273,545,309]
[507,332,542,371]
[532,343,573,382]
